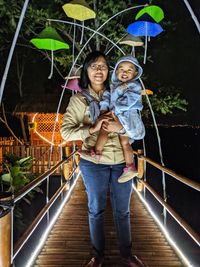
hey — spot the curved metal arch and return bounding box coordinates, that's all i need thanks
[47,19,126,55]
[48,4,147,160]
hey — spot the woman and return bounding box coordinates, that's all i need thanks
[61,51,146,267]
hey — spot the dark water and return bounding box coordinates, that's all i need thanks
[140,127,200,266]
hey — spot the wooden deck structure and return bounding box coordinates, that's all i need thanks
[34,177,184,267]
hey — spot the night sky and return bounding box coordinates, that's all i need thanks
[141,0,200,125]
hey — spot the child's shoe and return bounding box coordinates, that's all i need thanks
[118,164,138,183]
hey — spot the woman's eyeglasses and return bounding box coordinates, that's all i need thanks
[89,64,108,71]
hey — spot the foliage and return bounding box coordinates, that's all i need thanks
[0,0,189,121]
[0,154,35,193]
[0,153,42,232]
[143,86,188,118]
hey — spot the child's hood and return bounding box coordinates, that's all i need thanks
[111,55,143,84]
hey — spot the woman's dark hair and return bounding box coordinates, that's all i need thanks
[79,51,110,90]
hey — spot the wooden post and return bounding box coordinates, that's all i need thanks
[63,145,73,180]
[0,192,13,267]
[74,153,80,174]
[137,149,144,192]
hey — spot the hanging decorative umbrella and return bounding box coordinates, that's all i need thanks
[135,5,164,23]
[127,21,163,63]
[62,78,81,92]
[141,88,153,95]
[131,5,164,64]
[119,34,144,46]
[135,13,157,23]
[127,21,163,37]
[119,34,144,56]
[30,26,69,79]
[62,0,96,47]
[62,0,96,21]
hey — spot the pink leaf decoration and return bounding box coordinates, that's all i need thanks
[62,78,81,92]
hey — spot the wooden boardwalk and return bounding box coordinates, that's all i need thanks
[34,177,185,267]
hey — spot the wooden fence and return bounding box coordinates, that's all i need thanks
[0,144,63,175]
[0,137,82,176]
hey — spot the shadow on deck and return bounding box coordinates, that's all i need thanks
[33,177,184,267]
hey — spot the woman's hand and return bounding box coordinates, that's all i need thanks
[89,112,112,134]
[102,112,124,133]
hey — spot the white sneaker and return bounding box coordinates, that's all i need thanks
[118,166,138,183]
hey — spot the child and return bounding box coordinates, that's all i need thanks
[96,55,145,183]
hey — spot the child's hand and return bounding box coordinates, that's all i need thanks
[102,112,123,133]
[89,113,111,134]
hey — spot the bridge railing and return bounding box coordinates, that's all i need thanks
[0,147,80,267]
[134,149,200,250]
[0,149,200,267]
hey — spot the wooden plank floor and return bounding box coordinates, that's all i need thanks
[34,177,185,267]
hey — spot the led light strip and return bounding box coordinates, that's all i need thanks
[132,184,193,267]
[24,173,80,267]
[23,175,191,266]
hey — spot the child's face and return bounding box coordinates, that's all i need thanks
[116,61,137,83]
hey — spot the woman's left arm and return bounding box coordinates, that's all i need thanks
[61,94,112,141]
[61,95,91,141]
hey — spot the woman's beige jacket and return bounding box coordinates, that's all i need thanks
[61,88,125,165]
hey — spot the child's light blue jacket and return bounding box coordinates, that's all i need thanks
[100,55,145,142]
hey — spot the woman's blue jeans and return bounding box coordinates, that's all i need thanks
[80,158,133,259]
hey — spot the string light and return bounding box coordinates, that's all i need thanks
[30,113,66,147]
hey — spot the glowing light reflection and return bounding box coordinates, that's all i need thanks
[31,113,66,147]
[133,184,193,267]
[24,173,80,267]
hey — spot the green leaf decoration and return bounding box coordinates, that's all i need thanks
[135,5,164,23]
[30,26,69,51]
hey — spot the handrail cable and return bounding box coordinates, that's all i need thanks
[14,150,77,203]
[143,180,200,247]
[133,149,200,248]
[13,164,79,259]
[133,150,200,192]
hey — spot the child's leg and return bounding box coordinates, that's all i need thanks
[95,128,108,155]
[119,135,134,167]
[118,135,138,183]
[79,129,108,162]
